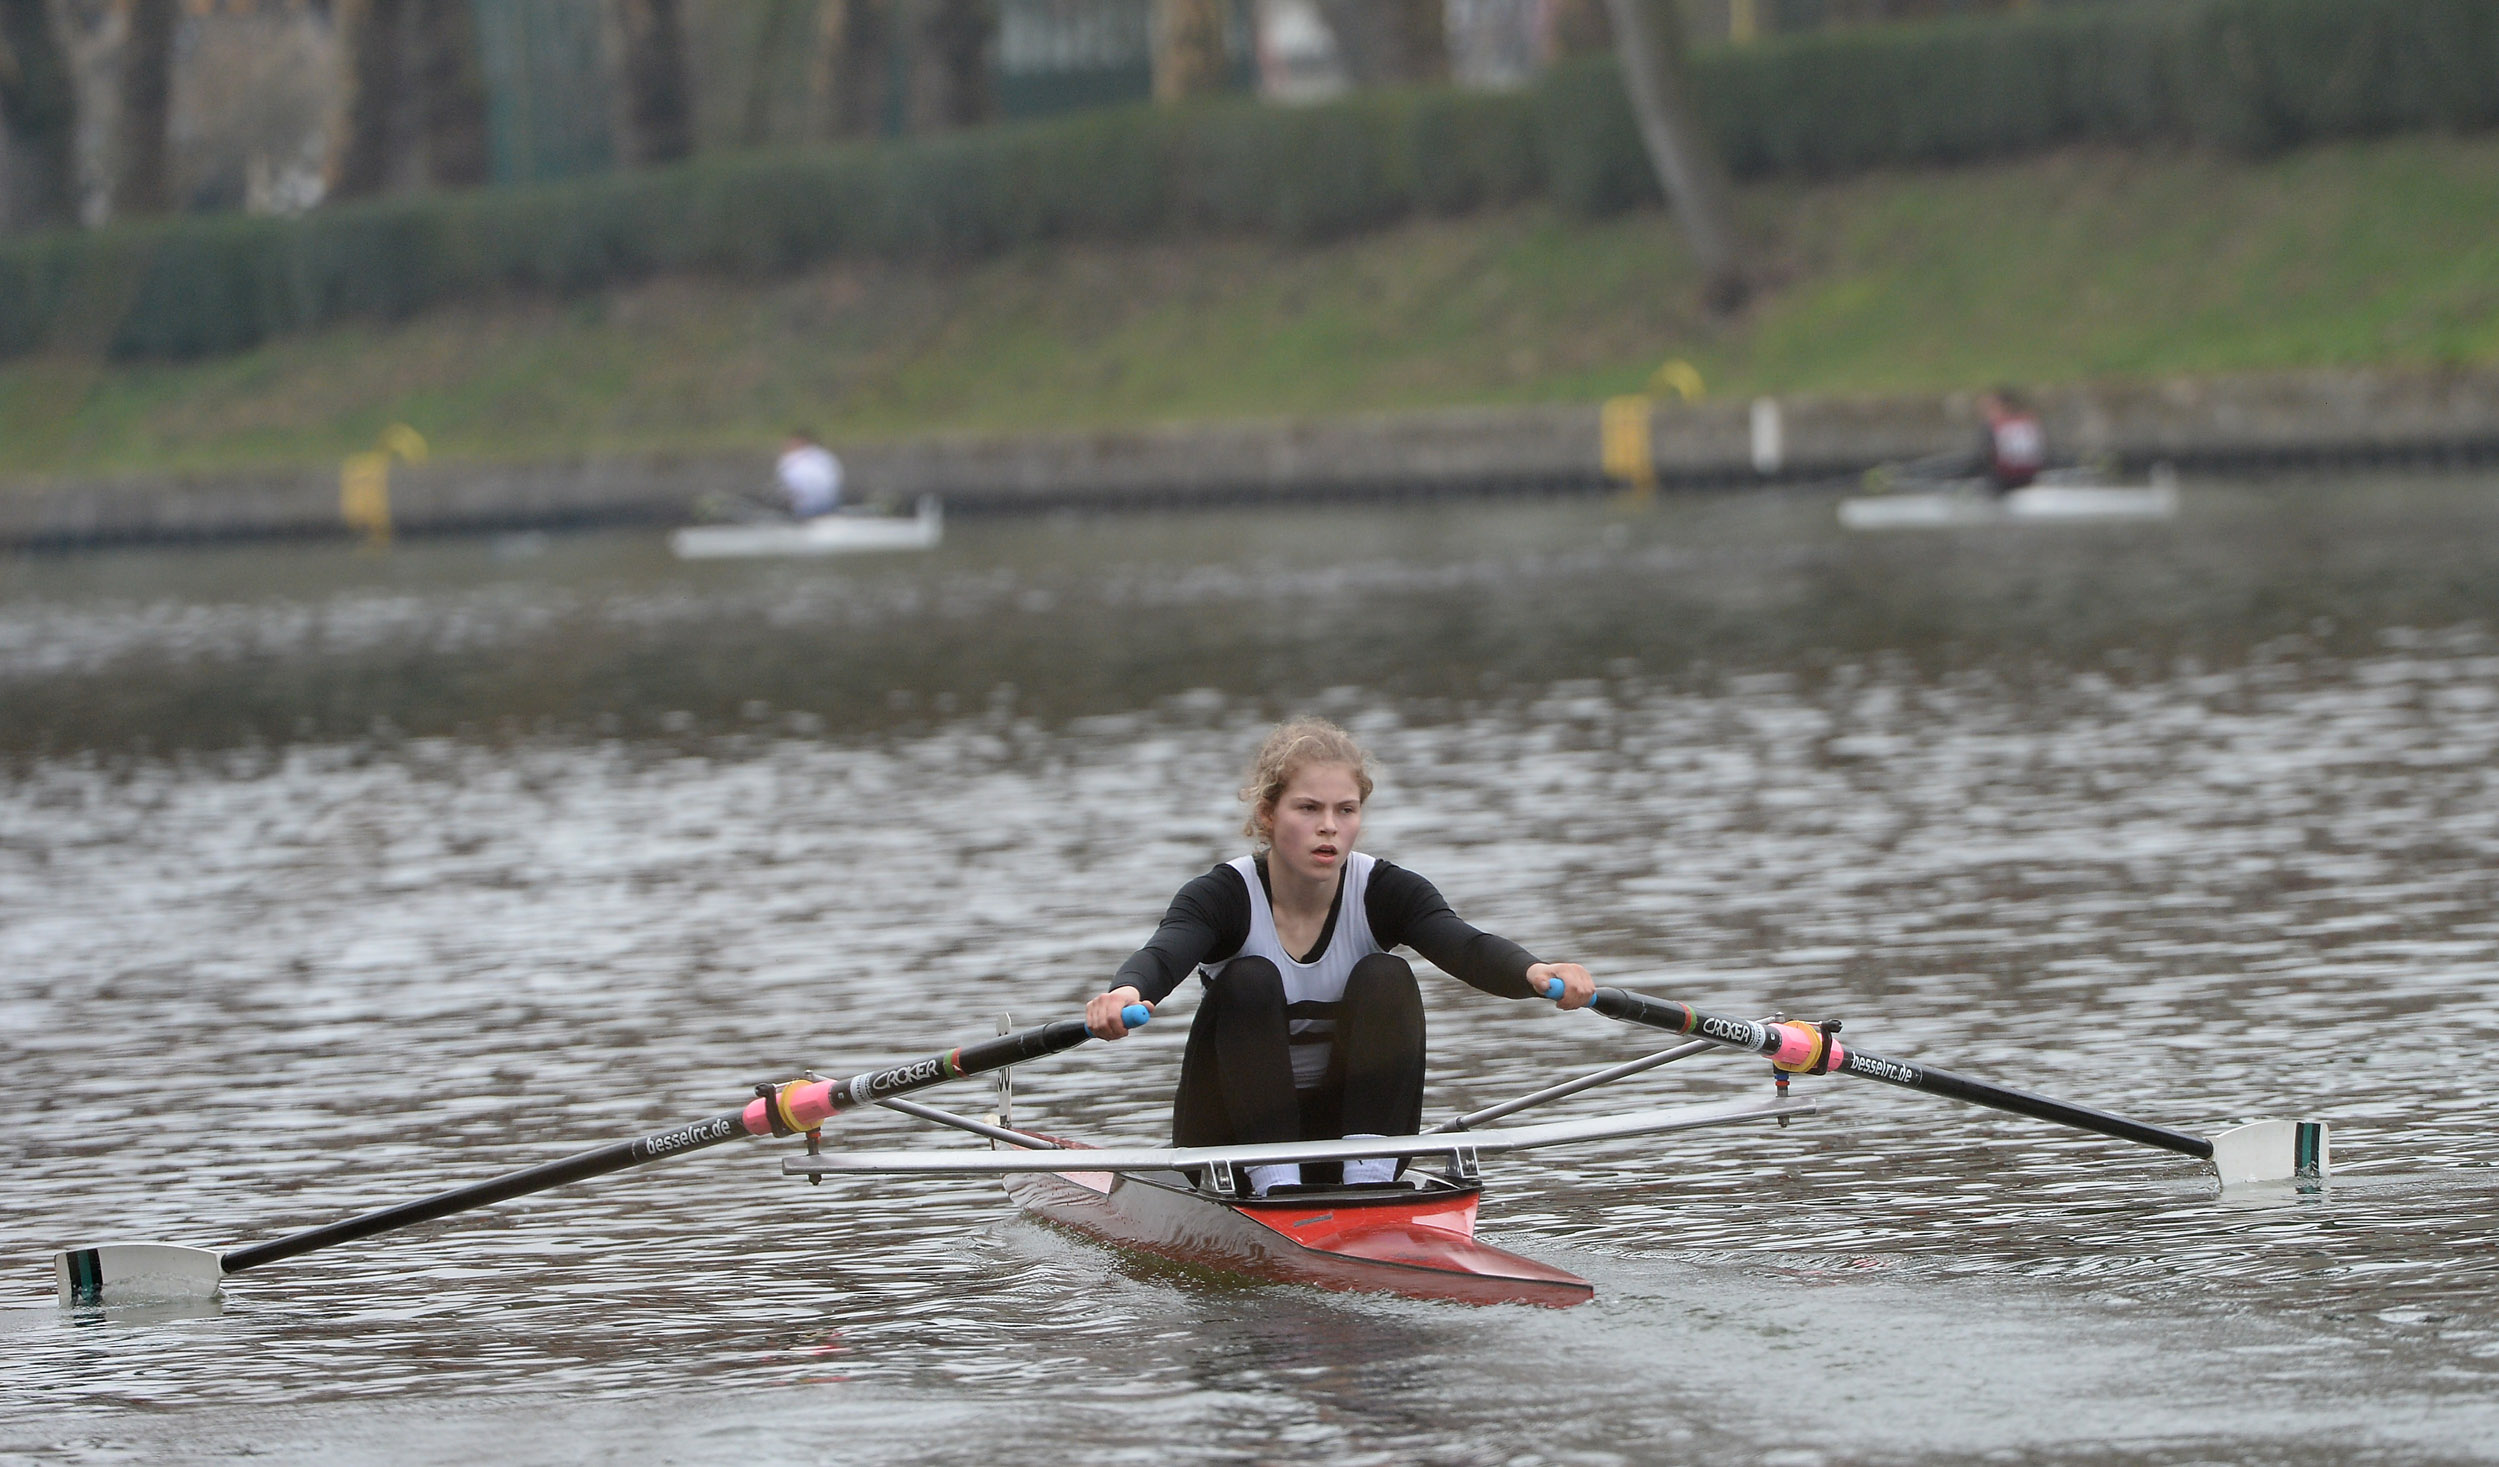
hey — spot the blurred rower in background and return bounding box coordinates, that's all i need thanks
[1978,389,2046,494]
[776,431,843,519]
[1861,386,2051,498]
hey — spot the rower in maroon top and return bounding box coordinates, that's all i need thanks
[1978,387,2046,494]
[1085,718,1596,1196]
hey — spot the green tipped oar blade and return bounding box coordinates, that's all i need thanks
[52,1008,1144,1306]
[54,1244,224,1307]
[1575,986,2326,1184]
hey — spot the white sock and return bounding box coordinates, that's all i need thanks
[1342,1135,1395,1186]
[1246,1163,1300,1196]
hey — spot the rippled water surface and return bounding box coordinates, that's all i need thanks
[4,480,2498,1465]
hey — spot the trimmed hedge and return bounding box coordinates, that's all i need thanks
[1696,0,2499,175]
[5,0,2496,362]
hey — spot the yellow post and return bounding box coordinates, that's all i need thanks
[1601,395,1658,501]
[1648,358,1706,403]
[377,423,428,463]
[340,452,390,546]
[339,424,428,548]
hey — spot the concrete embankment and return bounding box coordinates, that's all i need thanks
[5,366,2498,549]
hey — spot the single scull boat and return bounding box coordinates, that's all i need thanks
[802,1093,1816,1307]
[1005,1164,1587,1307]
[54,989,2325,1310]
[786,986,2324,1306]
[1839,466,2178,531]
[669,496,942,559]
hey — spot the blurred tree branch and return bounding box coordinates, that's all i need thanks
[0,0,78,230]
[335,0,486,198]
[740,0,801,148]
[1152,0,1226,102]
[113,0,174,216]
[414,0,489,187]
[906,0,992,131]
[619,0,694,164]
[814,0,891,140]
[332,0,402,199]
[1545,0,1612,55]
[1314,0,1445,85]
[1600,0,1747,311]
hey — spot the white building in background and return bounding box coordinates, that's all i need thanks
[1253,0,1555,103]
[1252,0,1348,102]
[998,0,1157,116]
[1446,0,1551,89]
[1000,0,1157,73]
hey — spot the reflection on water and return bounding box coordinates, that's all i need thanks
[3,477,2497,1463]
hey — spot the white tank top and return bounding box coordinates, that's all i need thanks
[1201,851,1385,1089]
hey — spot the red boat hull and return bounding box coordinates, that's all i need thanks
[1003,1165,1593,1308]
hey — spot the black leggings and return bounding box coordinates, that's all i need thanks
[1171,953,1425,1152]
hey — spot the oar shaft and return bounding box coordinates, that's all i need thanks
[1587,987,2214,1161]
[222,1114,744,1274]
[1866,1054,2211,1159]
[221,1016,1107,1276]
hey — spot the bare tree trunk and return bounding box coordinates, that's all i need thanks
[1314,0,1444,85]
[333,0,405,200]
[906,0,992,132]
[113,0,175,217]
[0,0,79,231]
[1544,0,1612,56]
[1386,0,1447,80]
[1599,0,1747,312]
[618,0,694,164]
[415,0,491,188]
[1151,0,1226,102]
[807,0,838,136]
[816,0,891,139]
[741,0,798,148]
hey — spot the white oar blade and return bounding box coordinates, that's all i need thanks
[2209,1119,2329,1187]
[55,1244,224,1307]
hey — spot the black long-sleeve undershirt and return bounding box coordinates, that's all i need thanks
[1112,857,1543,1006]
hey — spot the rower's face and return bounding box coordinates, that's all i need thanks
[1263,763,1363,883]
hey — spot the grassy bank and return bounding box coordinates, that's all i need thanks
[4,131,2496,481]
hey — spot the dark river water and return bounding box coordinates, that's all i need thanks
[3,480,2496,1465]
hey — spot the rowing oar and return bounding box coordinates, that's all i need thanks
[54,1005,1149,1307]
[1545,982,2324,1186]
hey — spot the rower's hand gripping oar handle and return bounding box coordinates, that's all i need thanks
[1542,978,1840,1075]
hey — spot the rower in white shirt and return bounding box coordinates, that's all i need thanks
[775,430,843,519]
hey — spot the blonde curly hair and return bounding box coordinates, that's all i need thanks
[1240,717,1374,850]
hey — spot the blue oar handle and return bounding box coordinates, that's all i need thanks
[1121,1004,1152,1028]
[1540,977,1564,1001]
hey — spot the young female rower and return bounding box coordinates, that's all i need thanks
[1085,718,1595,1195]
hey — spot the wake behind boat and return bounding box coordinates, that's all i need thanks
[1840,465,2178,530]
[669,496,942,559]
